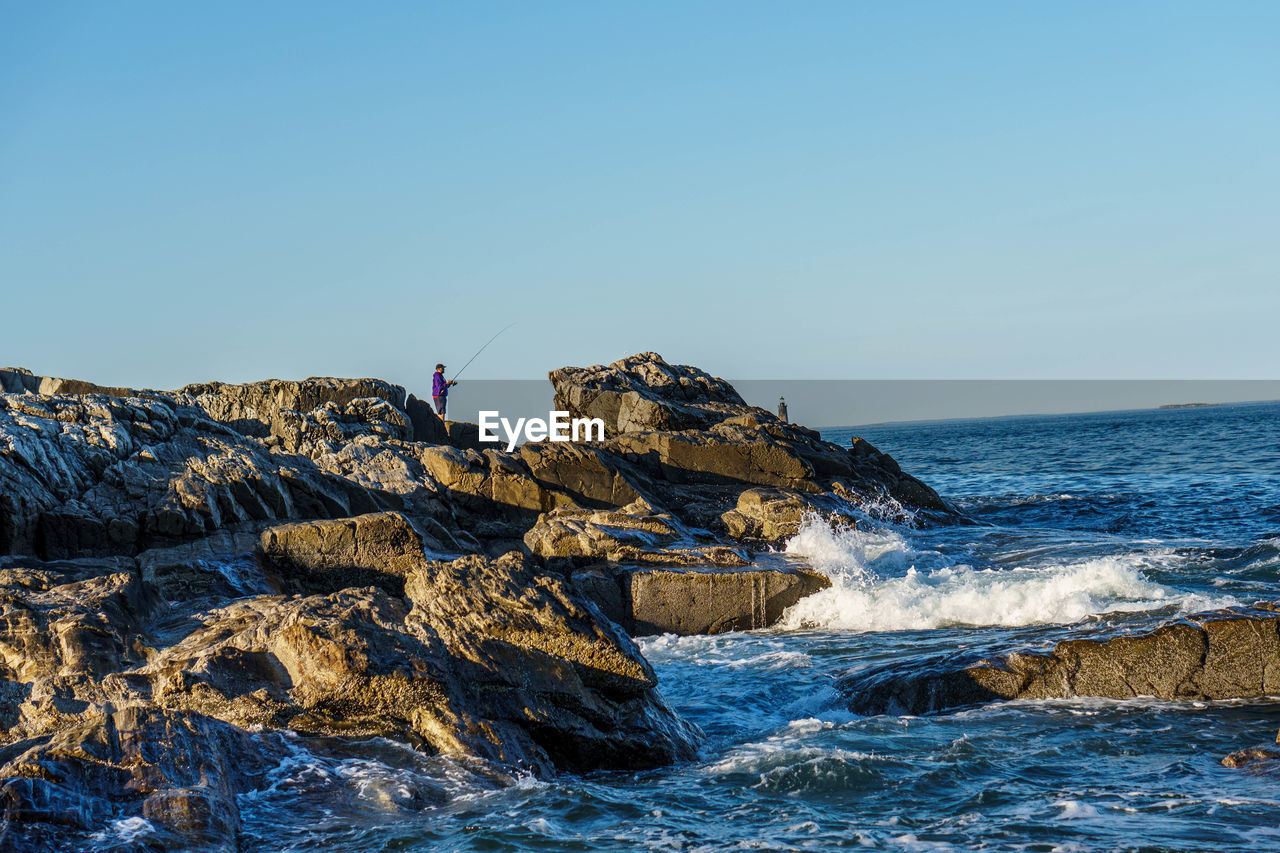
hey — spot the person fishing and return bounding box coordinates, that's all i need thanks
[431,322,516,421]
[432,363,456,418]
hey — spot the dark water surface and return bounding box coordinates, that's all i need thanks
[153,402,1280,852]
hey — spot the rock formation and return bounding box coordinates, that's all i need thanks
[840,607,1280,716]
[550,353,951,528]
[0,353,949,847]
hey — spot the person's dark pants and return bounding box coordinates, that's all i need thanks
[433,395,446,417]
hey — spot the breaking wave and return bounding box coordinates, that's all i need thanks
[778,517,1231,632]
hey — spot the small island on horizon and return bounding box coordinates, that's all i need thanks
[1158,402,1222,409]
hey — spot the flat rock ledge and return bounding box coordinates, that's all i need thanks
[840,607,1280,717]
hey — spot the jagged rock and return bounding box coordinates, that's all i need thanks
[118,552,700,775]
[840,610,1280,715]
[0,569,160,685]
[67,507,701,776]
[0,354,962,843]
[522,499,826,635]
[123,588,463,747]
[610,425,816,490]
[405,550,700,772]
[0,368,37,395]
[843,438,950,516]
[404,393,448,444]
[0,392,441,560]
[721,487,857,541]
[137,532,272,603]
[258,512,448,595]
[524,499,751,569]
[519,441,649,508]
[1222,747,1280,768]
[550,352,749,436]
[418,445,575,525]
[443,421,486,452]
[0,367,141,398]
[0,705,285,851]
[269,397,413,456]
[549,353,951,516]
[178,377,411,441]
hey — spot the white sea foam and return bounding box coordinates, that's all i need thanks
[90,816,155,845]
[1053,799,1101,820]
[778,517,1232,632]
[783,513,928,580]
[638,632,813,671]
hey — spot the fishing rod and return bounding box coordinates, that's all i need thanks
[449,321,517,384]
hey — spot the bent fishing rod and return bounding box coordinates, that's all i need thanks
[449,321,517,384]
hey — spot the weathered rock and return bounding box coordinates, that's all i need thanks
[0,354,962,842]
[0,368,37,395]
[524,499,750,570]
[405,551,701,772]
[120,553,700,776]
[0,569,160,684]
[443,421,486,452]
[840,610,1280,715]
[0,392,370,559]
[137,531,271,604]
[0,367,142,399]
[178,377,410,441]
[268,397,413,456]
[521,497,828,636]
[0,705,284,851]
[721,487,857,541]
[0,390,495,561]
[1222,747,1280,768]
[124,588,464,748]
[258,511,446,595]
[623,565,831,635]
[550,352,748,436]
[611,426,817,490]
[418,445,575,531]
[519,441,650,508]
[404,392,447,443]
[549,353,951,517]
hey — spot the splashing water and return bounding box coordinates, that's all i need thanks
[778,516,1233,631]
[783,513,920,581]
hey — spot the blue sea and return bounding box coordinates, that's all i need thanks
[217,401,1280,852]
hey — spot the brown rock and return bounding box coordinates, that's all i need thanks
[550,352,749,436]
[524,499,751,569]
[623,565,831,635]
[549,353,951,517]
[405,550,700,772]
[519,441,649,508]
[442,420,486,452]
[0,569,160,684]
[258,511,443,595]
[1222,746,1280,768]
[178,376,410,441]
[721,487,857,541]
[841,611,1280,715]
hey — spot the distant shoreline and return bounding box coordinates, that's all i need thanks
[820,398,1276,432]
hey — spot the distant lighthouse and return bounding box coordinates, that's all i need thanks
[777,396,789,423]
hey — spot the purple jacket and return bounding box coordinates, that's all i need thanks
[432,372,448,398]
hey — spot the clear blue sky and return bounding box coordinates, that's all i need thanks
[2,1,1277,399]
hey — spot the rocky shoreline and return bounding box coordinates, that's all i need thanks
[0,353,950,848]
[2,353,1279,848]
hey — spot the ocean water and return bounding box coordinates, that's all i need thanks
[162,402,1280,851]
